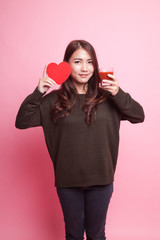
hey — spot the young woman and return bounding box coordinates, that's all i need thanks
[15,40,145,240]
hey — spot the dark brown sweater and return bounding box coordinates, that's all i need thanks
[15,87,144,188]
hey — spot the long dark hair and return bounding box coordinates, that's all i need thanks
[52,40,107,125]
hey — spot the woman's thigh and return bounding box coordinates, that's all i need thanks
[84,184,113,240]
[57,187,85,240]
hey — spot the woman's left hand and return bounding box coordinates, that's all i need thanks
[99,74,119,96]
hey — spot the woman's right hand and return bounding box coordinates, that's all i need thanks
[38,65,57,93]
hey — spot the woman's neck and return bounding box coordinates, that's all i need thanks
[73,82,88,94]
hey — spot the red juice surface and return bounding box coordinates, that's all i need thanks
[99,71,113,81]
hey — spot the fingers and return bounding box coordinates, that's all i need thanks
[43,65,47,77]
[99,74,119,96]
[101,79,114,86]
[39,76,56,87]
[105,85,119,96]
[107,74,116,81]
[38,74,57,93]
[42,65,56,84]
[38,65,57,93]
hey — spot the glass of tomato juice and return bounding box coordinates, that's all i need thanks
[99,67,114,81]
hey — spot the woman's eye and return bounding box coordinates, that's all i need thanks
[88,61,93,64]
[75,61,81,64]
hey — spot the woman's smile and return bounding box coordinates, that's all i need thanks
[79,74,89,78]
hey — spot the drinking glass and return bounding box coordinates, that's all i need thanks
[99,67,114,81]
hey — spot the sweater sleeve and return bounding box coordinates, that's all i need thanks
[109,88,145,123]
[15,88,45,129]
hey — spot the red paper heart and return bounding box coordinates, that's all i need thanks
[46,62,71,85]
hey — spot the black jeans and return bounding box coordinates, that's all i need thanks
[57,184,113,240]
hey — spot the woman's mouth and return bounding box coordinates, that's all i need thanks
[79,74,88,78]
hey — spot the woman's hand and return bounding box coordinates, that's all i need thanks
[38,66,57,93]
[99,74,119,96]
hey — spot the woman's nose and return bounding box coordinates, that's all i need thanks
[81,63,87,71]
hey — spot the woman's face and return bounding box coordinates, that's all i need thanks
[69,48,94,86]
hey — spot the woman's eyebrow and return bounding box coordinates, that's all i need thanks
[73,58,92,60]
